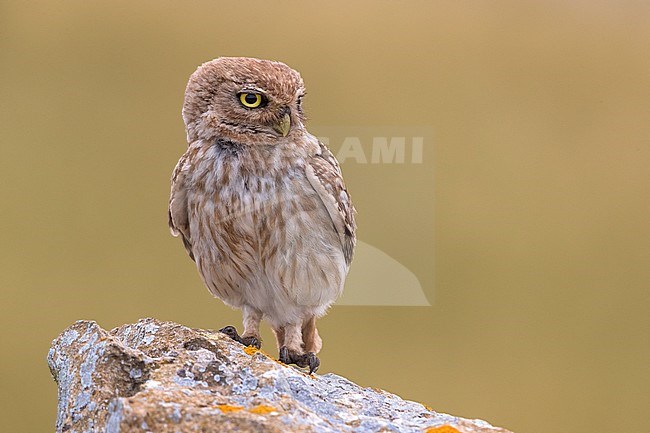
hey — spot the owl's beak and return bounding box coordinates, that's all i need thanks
[273,112,291,137]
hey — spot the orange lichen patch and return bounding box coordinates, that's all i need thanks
[216,404,244,413]
[425,426,461,433]
[249,405,277,415]
[243,346,275,359]
[423,404,434,411]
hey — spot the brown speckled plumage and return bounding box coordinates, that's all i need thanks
[168,57,356,370]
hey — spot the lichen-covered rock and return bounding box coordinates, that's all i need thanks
[48,318,513,433]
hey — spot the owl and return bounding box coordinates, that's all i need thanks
[168,57,356,373]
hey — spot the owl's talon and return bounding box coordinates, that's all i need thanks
[219,326,262,349]
[278,346,291,365]
[219,325,243,344]
[305,352,320,374]
[278,346,320,374]
[241,335,262,349]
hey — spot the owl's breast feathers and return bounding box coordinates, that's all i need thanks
[168,136,356,267]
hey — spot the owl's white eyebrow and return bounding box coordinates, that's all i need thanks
[238,86,266,94]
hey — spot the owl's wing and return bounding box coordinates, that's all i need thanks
[168,151,195,261]
[305,140,357,265]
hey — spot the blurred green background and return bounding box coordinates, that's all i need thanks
[1,1,649,432]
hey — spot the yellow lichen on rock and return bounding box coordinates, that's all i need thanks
[425,426,461,433]
[249,405,277,415]
[216,404,243,413]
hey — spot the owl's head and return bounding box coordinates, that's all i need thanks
[182,57,306,144]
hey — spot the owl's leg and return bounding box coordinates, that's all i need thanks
[277,322,320,374]
[218,306,262,349]
[271,325,285,349]
[281,322,304,354]
[302,315,322,354]
[240,306,262,349]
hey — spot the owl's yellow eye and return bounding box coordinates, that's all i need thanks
[239,92,263,108]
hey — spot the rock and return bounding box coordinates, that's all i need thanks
[48,318,513,433]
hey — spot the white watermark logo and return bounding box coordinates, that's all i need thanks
[314,126,434,306]
[315,126,432,165]
[337,240,430,306]
[320,136,424,164]
[209,126,434,306]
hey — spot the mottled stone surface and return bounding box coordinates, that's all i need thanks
[48,318,513,433]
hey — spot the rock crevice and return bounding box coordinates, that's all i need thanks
[48,318,513,433]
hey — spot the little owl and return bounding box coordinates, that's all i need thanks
[169,57,356,373]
